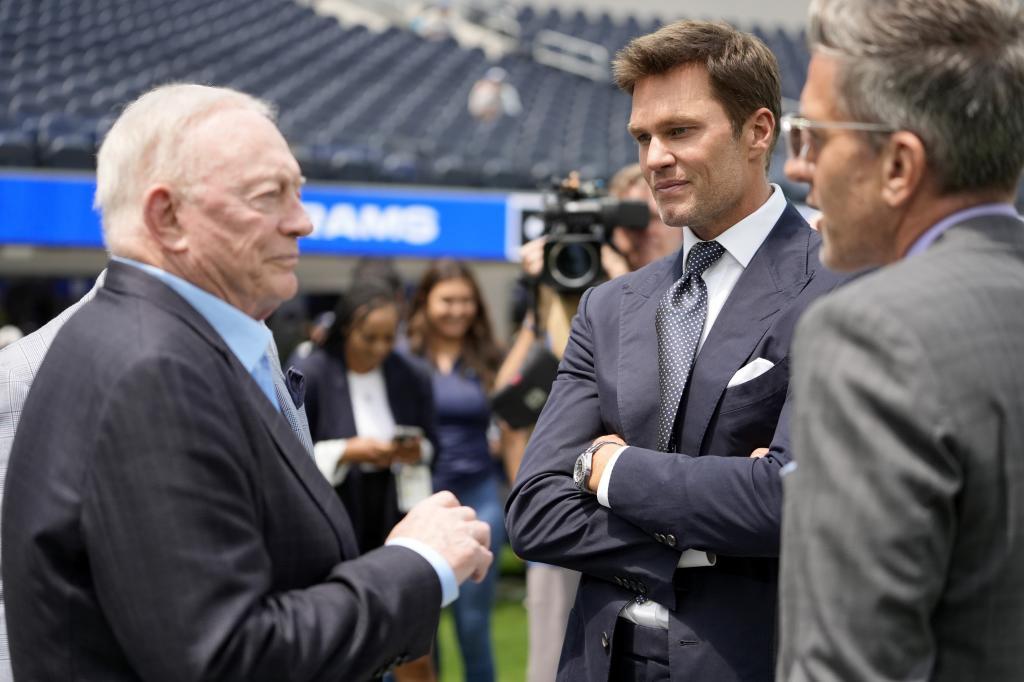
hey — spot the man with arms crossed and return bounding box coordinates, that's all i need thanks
[2,83,492,682]
[506,20,843,681]
[777,1,1024,680]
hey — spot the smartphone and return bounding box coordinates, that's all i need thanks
[393,425,424,446]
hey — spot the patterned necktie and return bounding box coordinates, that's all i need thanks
[655,240,726,451]
[266,342,316,458]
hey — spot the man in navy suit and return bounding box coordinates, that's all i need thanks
[506,20,844,681]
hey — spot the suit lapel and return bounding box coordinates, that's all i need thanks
[618,257,675,449]
[328,360,358,437]
[679,205,815,454]
[104,262,360,558]
[383,355,410,426]
[237,360,360,558]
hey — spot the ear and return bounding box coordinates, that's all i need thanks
[880,131,927,208]
[142,184,188,252]
[745,107,776,161]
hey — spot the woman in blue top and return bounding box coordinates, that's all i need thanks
[407,260,505,682]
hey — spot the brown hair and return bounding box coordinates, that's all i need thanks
[407,260,503,389]
[613,20,782,153]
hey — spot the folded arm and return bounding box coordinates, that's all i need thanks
[505,289,681,606]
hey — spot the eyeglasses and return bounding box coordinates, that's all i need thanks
[780,113,897,162]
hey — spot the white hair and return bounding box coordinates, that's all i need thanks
[94,83,276,255]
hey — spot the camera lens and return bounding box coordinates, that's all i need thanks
[548,242,600,290]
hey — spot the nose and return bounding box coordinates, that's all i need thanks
[784,156,813,186]
[374,339,393,359]
[283,192,313,237]
[784,157,819,209]
[645,136,674,171]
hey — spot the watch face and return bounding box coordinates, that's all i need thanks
[573,457,584,486]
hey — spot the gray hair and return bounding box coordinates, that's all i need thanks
[94,83,276,254]
[807,0,1024,194]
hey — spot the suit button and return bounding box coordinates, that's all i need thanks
[654,532,665,543]
[665,533,677,547]
[601,631,610,650]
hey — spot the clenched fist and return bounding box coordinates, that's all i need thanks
[388,491,493,584]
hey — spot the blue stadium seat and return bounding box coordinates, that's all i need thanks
[25,0,1009,197]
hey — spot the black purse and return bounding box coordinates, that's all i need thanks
[490,338,560,429]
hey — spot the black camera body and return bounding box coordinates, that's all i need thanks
[539,179,649,293]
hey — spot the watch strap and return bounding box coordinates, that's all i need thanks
[575,440,623,492]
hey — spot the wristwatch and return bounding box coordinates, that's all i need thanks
[573,440,621,493]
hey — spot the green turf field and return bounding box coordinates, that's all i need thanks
[436,547,528,681]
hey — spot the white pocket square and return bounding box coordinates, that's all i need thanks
[727,357,775,388]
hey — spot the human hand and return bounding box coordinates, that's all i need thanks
[388,491,493,584]
[344,437,396,468]
[518,237,547,278]
[749,447,770,458]
[588,433,627,492]
[600,244,631,280]
[393,436,423,464]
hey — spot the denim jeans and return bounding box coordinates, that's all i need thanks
[445,471,505,682]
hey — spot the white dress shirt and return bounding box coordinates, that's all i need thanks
[314,367,394,483]
[597,184,787,629]
[313,367,434,484]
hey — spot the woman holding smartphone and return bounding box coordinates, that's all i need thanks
[407,260,506,682]
[294,279,438,555]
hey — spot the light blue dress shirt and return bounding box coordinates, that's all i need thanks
[905,202,1020,257]
[111,257,458,606]
[112,257,278,408]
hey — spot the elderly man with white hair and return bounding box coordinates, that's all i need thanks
[1,83,493,682]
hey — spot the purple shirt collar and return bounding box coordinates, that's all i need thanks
[905,202,1020,258]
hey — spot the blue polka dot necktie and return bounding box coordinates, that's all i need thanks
[655,240,726,452]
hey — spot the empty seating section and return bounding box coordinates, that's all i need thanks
[1,0,812,189]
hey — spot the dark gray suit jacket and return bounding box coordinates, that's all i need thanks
[506,204,845,681]
[2,262,441,682]
[779,215,1024,681]
[295,347,439,552]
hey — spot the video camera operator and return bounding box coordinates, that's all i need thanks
[518,163,683,287]
[493,163,681,682]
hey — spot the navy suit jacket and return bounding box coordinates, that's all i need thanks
[295,347,438,551]
[506,204,846,681]
[2,262,441,682]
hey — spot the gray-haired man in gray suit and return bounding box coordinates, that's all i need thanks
[777,1,1024,680]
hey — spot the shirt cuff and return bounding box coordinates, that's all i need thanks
[386,537,459,607]
[677,549,717,568]
[420,438,435,465]
[596,445,629,508]
[313,439,349,486]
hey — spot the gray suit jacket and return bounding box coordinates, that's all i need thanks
[0,273,103,682]
[778,214,1024,681]
[3,262,440,681]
